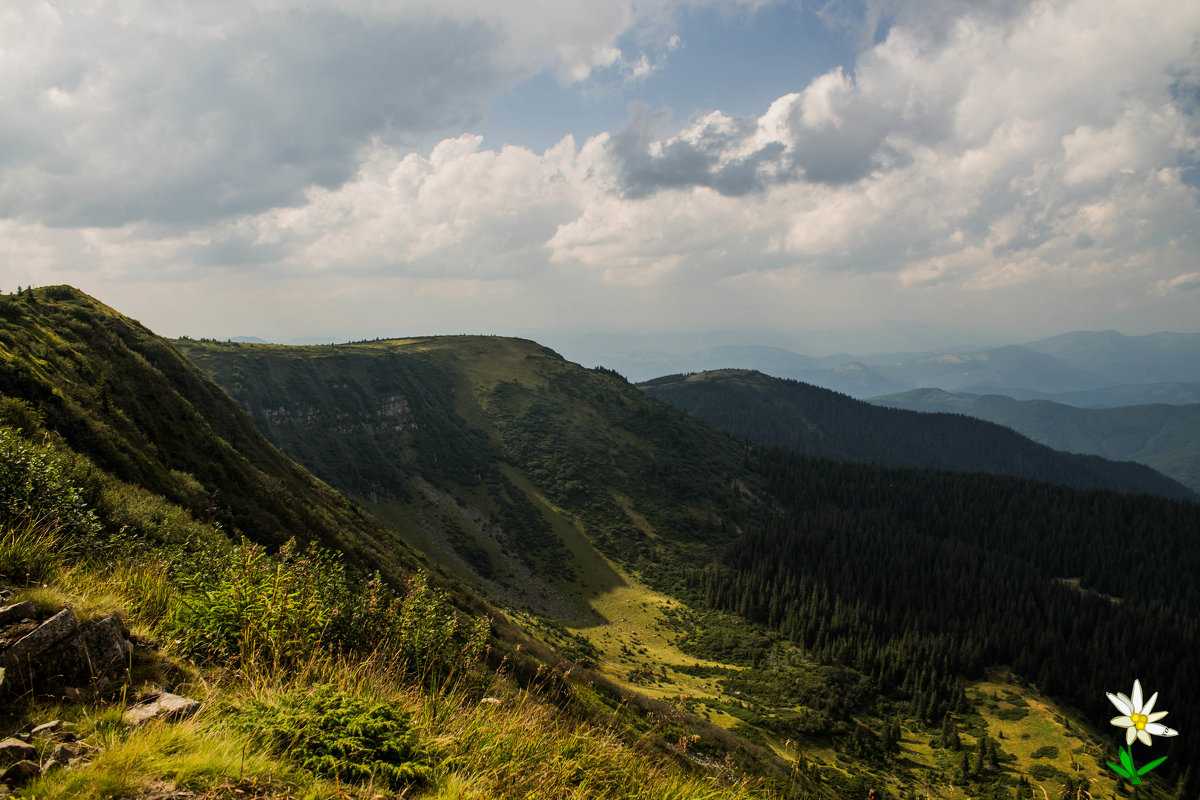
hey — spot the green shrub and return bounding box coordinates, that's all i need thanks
[167,538,489,680]
[1028,763,1065,781]
[1030,745,1058,759]
[0,426,100,542]
[230,684,433,788]
[382,571,489,682]
[168,538,349,668]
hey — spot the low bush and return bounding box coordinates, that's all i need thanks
[229,683,433,789]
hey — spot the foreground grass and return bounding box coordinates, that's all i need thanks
[2,537,771,800]
[7,639,767,800]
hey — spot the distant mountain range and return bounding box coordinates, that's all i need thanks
[871,388,1200,493]
[584,330,1200,405]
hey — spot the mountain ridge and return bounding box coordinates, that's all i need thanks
[639,369,1196,501]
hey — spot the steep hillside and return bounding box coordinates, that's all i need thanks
[0,286,415,575]
[872,388,1200,492]
[639,369,1195,500]
[178,336,748,621]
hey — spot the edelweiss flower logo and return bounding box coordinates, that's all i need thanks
[1105,679,1178,786]
[1107,679,1178,747]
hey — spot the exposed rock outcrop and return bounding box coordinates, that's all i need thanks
[0,602,134,700]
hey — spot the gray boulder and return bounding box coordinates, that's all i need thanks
[0,607,134,698]
[0,737,35,764]
[0,601,36,627]
[0,759,39,787]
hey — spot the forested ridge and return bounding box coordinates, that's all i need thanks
[640,370,1195,500]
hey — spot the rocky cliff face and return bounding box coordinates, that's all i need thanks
[257,393,416,436]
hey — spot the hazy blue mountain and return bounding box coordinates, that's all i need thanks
[871,388,1200,492]
[560,329,1200,402]
[1023,330,1200,384]
[864,345,1114,395]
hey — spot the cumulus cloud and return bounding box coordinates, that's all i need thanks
[589,0,1200,303]
[0,0,761,229]
[1152,272,1200,295]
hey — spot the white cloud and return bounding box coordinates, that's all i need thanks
[0,0,761,229]
[4,0,1199,338]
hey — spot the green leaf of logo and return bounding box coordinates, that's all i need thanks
[1137,755,1168,776]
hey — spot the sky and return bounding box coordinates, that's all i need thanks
[2,0,1199,352]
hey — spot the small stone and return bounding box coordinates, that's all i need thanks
[30,719,61,737]
[0,737,36,763]
[0,759,40,787]
[0,601,37,627]
[67,757,87,767]
[122,692,200,726]
[50,743,79,762]
[40,757,63,775]
[52,730,79,743]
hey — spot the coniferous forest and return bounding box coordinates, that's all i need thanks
[682,448,1200,774]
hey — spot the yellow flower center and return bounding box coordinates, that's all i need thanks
[1131,713,1148,730]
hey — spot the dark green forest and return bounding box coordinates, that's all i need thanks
[680,448,1200,782]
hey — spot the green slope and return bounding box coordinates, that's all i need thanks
[872,388,1200,493]
[177,336,748,621]
[0,285,419,577]
[640,369,1195,500]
